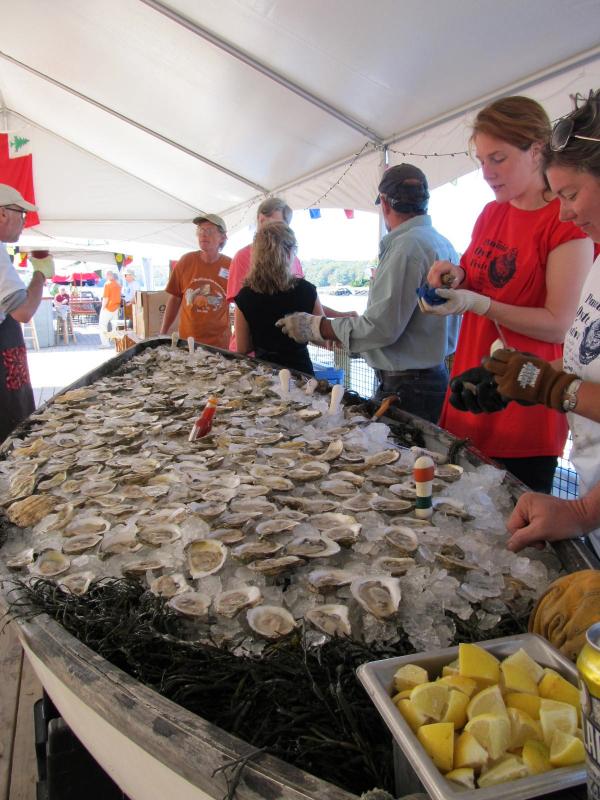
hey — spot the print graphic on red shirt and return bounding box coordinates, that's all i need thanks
[2,345,30,390]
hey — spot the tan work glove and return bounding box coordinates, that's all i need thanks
[483,349,578,411]
[529,569,600,661]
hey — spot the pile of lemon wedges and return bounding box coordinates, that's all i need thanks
[391,643,584,789]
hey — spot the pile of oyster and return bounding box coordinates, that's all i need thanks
[0,344,560,650]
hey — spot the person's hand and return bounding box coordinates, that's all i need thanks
[483,349,578,410]
[427,261,464,288]
[419,288,491,316]
[507,492,587,552]
[275,313,326,344]
[449,367,508,414]
[528,569,600,661]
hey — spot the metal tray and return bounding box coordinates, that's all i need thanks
[356,633,585,800]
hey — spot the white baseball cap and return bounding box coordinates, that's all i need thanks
[0,184,38,212]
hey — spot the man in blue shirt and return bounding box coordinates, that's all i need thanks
[277,164,459,423]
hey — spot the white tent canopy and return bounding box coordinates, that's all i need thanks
[1,0,600,250]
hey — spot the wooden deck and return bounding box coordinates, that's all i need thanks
[0,623,42,800]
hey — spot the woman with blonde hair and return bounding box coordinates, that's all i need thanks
[234,222,323,374]
[422,95,593,493]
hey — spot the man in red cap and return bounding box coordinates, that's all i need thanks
[0,184,46,441]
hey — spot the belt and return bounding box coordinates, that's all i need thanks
[376,365,443,378]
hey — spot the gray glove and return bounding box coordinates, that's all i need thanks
[275,312,326,344]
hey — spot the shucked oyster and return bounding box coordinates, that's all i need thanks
[307,568,355,593]
[150,572,189,598]
[350,576,402,619]
[231,541,283,562]
[247,556,304,576]
[305,604,351,637]
[168,591,211,617]
[286,535,340,559]
[31,549,70,578]
[214,585,262,618]
[246,605,296,639]
[62,533,103,555]
[185,540,227,578]
[384,526,419,553]
[137,524,181,548]
[57,571,95,596]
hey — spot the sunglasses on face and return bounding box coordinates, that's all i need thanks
[550,117,600,151]
[1,205,27,219]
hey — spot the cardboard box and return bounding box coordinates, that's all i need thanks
[133,291,170,337]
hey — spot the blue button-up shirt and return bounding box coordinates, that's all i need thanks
[331,215,460,371]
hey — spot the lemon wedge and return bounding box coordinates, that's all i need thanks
[445,767,475,789]
[459,643,500,685]
[477,755,529,788]
[464,712,511,759]
[393,663,429,692]
[441,689,469,729]
[410,681,449,721]
[417,722,454,773]
[454,730,488,770]
[437,674,478,698]
[539,699,577,745]
[508,707,542,749]
[522,739,552,774]
[538,669,580,715]
[549,730,586,767]
[501,648,544,683]
[506,692,542,720]
[395,698,430,733]
[467,685,507,720]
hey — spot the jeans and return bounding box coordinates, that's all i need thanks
[98,308,119,346]
[374,364,449,424]
[492,455,558,494]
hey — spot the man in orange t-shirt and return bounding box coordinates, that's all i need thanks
[99,270,121,347]
[160,214,231,349]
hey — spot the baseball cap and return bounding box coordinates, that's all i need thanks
[375,164,429,210]
[0,183,38,212]
[192,213,227,233]
[124,268,136,276]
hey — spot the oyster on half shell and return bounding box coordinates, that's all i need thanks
[287,535,340,559]
[168,591,211,617]
[246,605,296,639]
[185,539,227,578]
[305,604,351,637]
[150,572,189,598]
[31,549,70,578]
[214,585,262,618]
[57,571,95,596]
[307,568,355,593]
[350,576,402,619]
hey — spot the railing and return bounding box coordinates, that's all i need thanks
[308,342,579,500]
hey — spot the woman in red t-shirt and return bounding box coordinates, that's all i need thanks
[424,96,593,492]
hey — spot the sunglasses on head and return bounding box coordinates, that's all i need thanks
[550,117,600,151]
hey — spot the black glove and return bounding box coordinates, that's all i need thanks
[449,367,509,414]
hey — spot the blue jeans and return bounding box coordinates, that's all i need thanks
[374,364,449,424]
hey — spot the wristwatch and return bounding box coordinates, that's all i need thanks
[562,378,583,412]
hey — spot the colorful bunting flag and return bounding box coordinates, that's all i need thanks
[18,252,28,268]
[114,253,133,271]
[309,208,321,219]
[344,209,355,219]
[0,133,39,227]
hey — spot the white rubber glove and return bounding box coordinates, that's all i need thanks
[275,312,326,344]
[419,288,491,316]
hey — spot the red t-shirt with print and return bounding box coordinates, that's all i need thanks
[439,198,589,459]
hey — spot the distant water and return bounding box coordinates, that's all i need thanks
[318,291,368,315]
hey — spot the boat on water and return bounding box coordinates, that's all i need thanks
[0,338,596,799]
